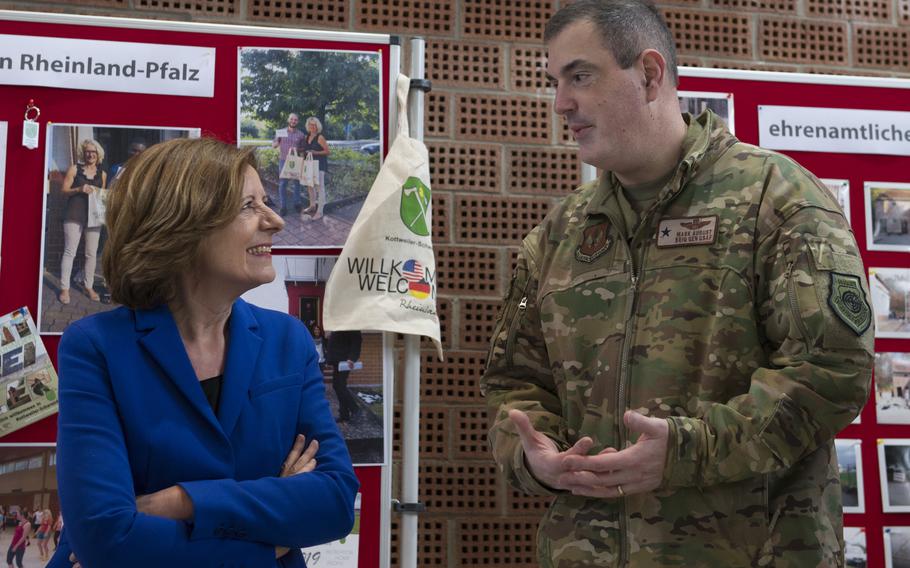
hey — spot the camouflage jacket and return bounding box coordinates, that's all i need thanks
[482,111,873,567]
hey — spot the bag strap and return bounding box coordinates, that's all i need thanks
[397,73,411,140]
[288,147,299,158]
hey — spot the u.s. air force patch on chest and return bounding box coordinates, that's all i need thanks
[828,272,872,335]
[576,221,612,263]
[656,216,718,248]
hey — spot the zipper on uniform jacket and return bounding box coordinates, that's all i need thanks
[505,295,529,367]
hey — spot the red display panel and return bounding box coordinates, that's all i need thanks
[681,69,910,568]
[0,13,393,568]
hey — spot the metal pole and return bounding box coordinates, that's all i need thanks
[581,162,597,184]
[399,36,426,568]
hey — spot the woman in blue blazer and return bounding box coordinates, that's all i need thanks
[51,138,359,568]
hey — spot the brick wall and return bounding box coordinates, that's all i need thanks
[6,0,909,565]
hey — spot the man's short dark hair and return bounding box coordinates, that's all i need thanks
[544,0,679,86]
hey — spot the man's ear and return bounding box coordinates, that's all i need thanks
[640,49,667,102]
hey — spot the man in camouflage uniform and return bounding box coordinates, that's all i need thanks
[481,1,874,566]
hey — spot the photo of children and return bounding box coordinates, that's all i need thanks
[239,48,383,248]
[242,255,386,465]
[38,124,198,334]
[0,445,59,568]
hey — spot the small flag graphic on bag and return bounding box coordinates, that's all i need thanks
[403,259,430,300]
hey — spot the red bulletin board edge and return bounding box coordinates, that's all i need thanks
[680,66,910,568]
[0,10,399,568]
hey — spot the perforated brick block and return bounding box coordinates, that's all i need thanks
[508,247,521,276]
[511,46,550,92]
[436,246,502,297]
[509,147,580,196]
[433,190,452,244]
[460,299,504,350]
[138,0,235,14]
[426,91,452,139]
[508,488,553,514]
[24,0,126,6]
[428,142,502,193]
[807,0,889,20]
[456,195,553,244]
[710,0,796,12]
[459,519,540,566]
[420,462,499,512]
[356,0,455,34]
[663,9,752,58]
[420,350,488,403]
[454,407,493,459]
[390,518,447,568]
[803,66,894,77]
[855,26,910,69]
[248,0,347,25]
[392,405,448,459]
[902,0,910,23]
[427,39,504,89]
[457,94,552,144]
[462,0,553,42]
[437,298,453,349]
[760,19,846,64]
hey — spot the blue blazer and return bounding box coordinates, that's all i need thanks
[50,299,359,568]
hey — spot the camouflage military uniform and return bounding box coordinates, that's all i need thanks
[482,110,873,567]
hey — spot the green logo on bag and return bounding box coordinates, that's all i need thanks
[828,272,872,336]
[400,177,431,236]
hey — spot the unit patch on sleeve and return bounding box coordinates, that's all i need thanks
[575,221,613,263]
[656,216,719,248]
[828,272,872,335]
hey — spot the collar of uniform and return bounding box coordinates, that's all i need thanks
[580,109,726,219]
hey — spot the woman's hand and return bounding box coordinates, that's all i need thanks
[135,485,194,520]
[81,184,95,194]
[272,435,318,558]
[280,434,319,477]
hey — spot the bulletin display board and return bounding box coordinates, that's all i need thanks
[0,10,399,568]
[679,67,910,567]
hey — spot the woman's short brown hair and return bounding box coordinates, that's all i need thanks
[103,137,257,309]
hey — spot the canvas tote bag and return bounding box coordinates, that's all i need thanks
[301,152,320,187]
[323,74,442,360]
[279,147,303,180]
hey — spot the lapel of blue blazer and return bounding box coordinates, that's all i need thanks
[219,299,263,437]
[134,304,224,437]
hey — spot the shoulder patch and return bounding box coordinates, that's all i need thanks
[828,272,872,336]
[575,221,612,263]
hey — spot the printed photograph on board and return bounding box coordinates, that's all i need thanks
[821,178,851,224]
[300,492,361,568]
[0,444,59,568]
[876,352,910,424]
[886,526,910,568]
[238,47,383,248]
[242,255,387,466]
[866,182,910,253]
[836,439,864,514]
[869,268,910,339]
[38,124,199,334]
[879,440,910,513]
[845,527,867,568]
[0,308,58,438]
[678,91,734,134]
